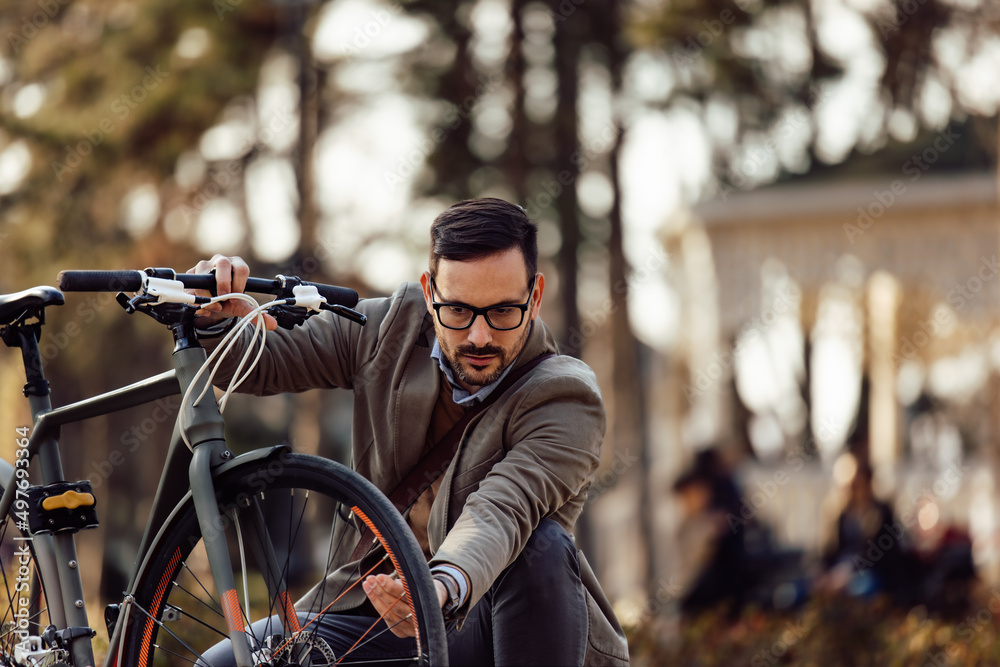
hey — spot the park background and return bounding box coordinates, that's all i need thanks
[1,0,999,663]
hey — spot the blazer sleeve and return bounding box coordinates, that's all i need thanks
[428,365,605,616]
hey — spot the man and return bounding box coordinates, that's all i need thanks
[193,198,629,665]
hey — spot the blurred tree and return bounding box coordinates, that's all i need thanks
[407,0,486,201]
[627,0,999,194]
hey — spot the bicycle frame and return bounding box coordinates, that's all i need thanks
[0,311,271,666]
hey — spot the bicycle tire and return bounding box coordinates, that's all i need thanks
[0,477,54,664]
[116,451,448,666]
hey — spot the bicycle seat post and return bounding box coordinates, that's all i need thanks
[8,320,65,487]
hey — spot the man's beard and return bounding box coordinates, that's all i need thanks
[440,324,531,388]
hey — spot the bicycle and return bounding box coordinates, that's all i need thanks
[0,268,448,666]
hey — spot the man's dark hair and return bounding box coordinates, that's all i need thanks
[429,198,537,282]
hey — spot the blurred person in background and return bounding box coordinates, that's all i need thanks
[672,448,750,617]
[820,464,914,602]
[909,495,976,616]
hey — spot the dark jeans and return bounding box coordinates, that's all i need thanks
[199,519,587,666]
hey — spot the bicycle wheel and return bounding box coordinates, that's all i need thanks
[116,451,447,666]
[0,476,54,663]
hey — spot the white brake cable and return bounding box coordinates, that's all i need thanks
[179,294,273,450]
[178,288,327,450]
[215,302,272,411]
[193,297,267,398]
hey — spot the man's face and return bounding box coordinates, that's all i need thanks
[421,248,544,393]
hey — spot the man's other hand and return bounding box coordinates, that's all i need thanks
[362,573,448,638]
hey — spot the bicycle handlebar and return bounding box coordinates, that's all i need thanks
[57,270,143,292]
[56,269,360,308]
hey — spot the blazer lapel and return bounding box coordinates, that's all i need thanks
[391,315,439,486]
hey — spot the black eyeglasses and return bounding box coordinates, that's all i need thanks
[430,275,536,331]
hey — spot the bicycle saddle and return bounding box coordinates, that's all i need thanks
[0,286,64,325]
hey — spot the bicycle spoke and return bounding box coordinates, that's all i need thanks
[0,555,14,629]
[170,604,230,641]
[298,504,354,618]
[128,597,211,665]
[255,549,399,660]
[292,553,391,643]
[176,562,224,617]
[151,642,201,665]
[270,487,309,621]
[305,521,389,623]
[239,489,308,632]
[0,526,48,654]
[0,526,19,632]
[335,596,411,663]
[171,582,225,620]
[341,613,416,658]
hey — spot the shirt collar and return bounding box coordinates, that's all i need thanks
[430,338,517,406]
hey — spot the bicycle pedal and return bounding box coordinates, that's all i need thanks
[26,481,99,535]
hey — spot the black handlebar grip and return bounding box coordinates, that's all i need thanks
[295,282,359,308]
[57,270,143,292]
[242,277,359,307]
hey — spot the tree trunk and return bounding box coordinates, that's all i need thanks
[504,0,530,203]
[296,3,319,264]
[553,0,582,358]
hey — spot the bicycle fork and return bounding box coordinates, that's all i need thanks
[173,344,257,667]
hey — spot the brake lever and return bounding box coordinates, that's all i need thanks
[321,303,367,326]
[266,302,366,329]
[117,292,155,314]
[269,304,316,330]
[117,292,199,326]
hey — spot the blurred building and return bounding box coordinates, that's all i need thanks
[658,128,1000,594]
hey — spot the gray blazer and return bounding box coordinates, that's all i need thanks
[209,282,629,665]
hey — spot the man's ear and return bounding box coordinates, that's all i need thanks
[529,273,545,321]
[419,272,434,314]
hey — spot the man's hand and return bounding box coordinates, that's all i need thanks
[187,254,277,330]
[362,574,448,638]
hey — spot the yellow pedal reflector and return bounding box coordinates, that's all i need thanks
[42,490,96,511]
